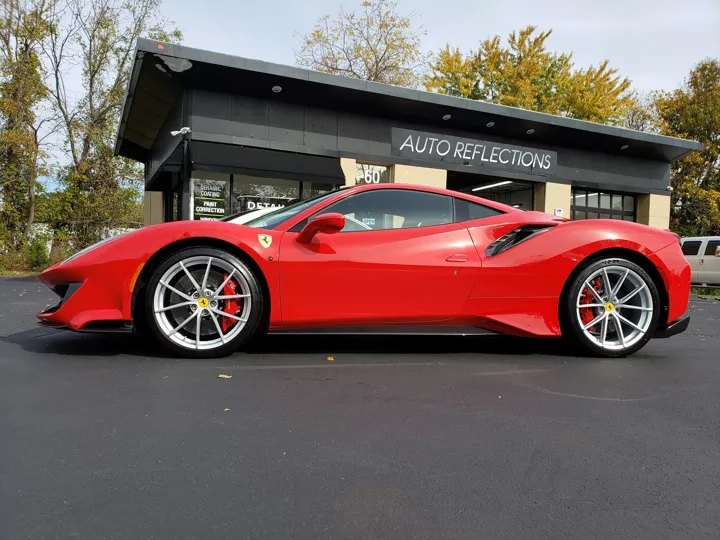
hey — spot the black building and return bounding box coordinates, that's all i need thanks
[114,39,701,229]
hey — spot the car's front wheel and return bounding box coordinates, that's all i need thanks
[563,258,660,357]
[144,247,264,358]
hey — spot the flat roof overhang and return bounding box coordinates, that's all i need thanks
[115,38,703,165]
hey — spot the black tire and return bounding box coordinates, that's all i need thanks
[144,247,264,358]
[561,257,660,357]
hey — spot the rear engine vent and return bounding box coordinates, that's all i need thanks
[485,225,554,257]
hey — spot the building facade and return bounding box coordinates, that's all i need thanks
[117,39,702,229]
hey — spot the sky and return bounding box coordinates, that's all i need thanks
[161,0,720,95]
[40,0,719,181]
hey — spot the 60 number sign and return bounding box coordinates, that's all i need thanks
[355,164,390,185]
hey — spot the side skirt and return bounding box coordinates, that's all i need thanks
[268,326,499,337]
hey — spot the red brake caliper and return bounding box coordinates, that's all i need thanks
[221,273,241,333]
[579,278,602,329]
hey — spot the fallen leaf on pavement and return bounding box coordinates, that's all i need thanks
[217,374,232,379]
[224,408,230,412]
[327,356,335,362]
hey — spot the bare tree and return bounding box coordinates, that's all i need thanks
[294,0,427,87]
[39,0,181,245]
[623,92,657,133]
[44,0,180,170]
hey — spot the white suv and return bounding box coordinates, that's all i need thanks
[681,236,720,286]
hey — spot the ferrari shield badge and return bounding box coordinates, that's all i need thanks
[258,234,273,248]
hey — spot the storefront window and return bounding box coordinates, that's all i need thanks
[571,188,635,221]
[355,163,391,185]
[190,172,230,221]
[478,182,534,210]
[232,175,299,213]
[301,181,336,200]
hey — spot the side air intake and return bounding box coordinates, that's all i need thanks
[485,225,554,257]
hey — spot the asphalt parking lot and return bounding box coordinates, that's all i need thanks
[1,276,719,540]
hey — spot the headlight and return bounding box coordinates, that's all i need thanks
[61,232,130,265]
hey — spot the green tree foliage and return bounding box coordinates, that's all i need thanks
[654,59,720,236]
[0,0,54,250]
[27,234,48,267]
[425,26,634,125]
[295,0,426,87]
[42,0,180,247]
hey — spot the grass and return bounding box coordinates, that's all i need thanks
[692,286,720,299]
[0,269,37,277]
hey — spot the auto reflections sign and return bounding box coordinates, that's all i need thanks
[391,128,557,177]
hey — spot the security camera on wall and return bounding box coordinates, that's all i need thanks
[667,185,673,191]
[170,127,191,136]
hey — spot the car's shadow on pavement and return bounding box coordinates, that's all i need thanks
[3,326,583,360]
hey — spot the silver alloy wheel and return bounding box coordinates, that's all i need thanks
[152,255,252,351]
[575,265,654,351]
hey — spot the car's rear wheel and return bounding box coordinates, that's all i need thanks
[144,247,263,358]
[562,258,660,357]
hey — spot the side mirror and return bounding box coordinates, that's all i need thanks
[297,213,345,244]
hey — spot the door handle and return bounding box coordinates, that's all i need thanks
[446,254,468,262]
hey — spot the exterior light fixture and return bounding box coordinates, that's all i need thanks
[486,121,495,127]
[621,145,629,150]
[472,180,513,192]
[526,128,535,135]
[272,86,282,93]
[442,114,452,120]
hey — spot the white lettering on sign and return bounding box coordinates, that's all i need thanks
[454,142,464,158]
[394,129,556,174]
[399,134,414,152]
[364,169,381,183]
[247,201,286,210]
[462,144,473,160]
[480,145,490,162]
[437,140,451,156]
[355,164,388,184]
[195,206,224,214]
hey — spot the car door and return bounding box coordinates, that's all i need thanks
[681,239,703,284]
[278,189,482,327]
[698,239,720,285]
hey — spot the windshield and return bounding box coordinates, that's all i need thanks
[240,190,343,229]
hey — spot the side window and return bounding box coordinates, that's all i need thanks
[297,190,454,232]
[682,241,702,256]
[704,240,720,256]
[454,198,504,222]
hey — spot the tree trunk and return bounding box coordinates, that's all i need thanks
[23,169,36,241]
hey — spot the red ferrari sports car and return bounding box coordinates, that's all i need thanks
[37,183,691,358]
